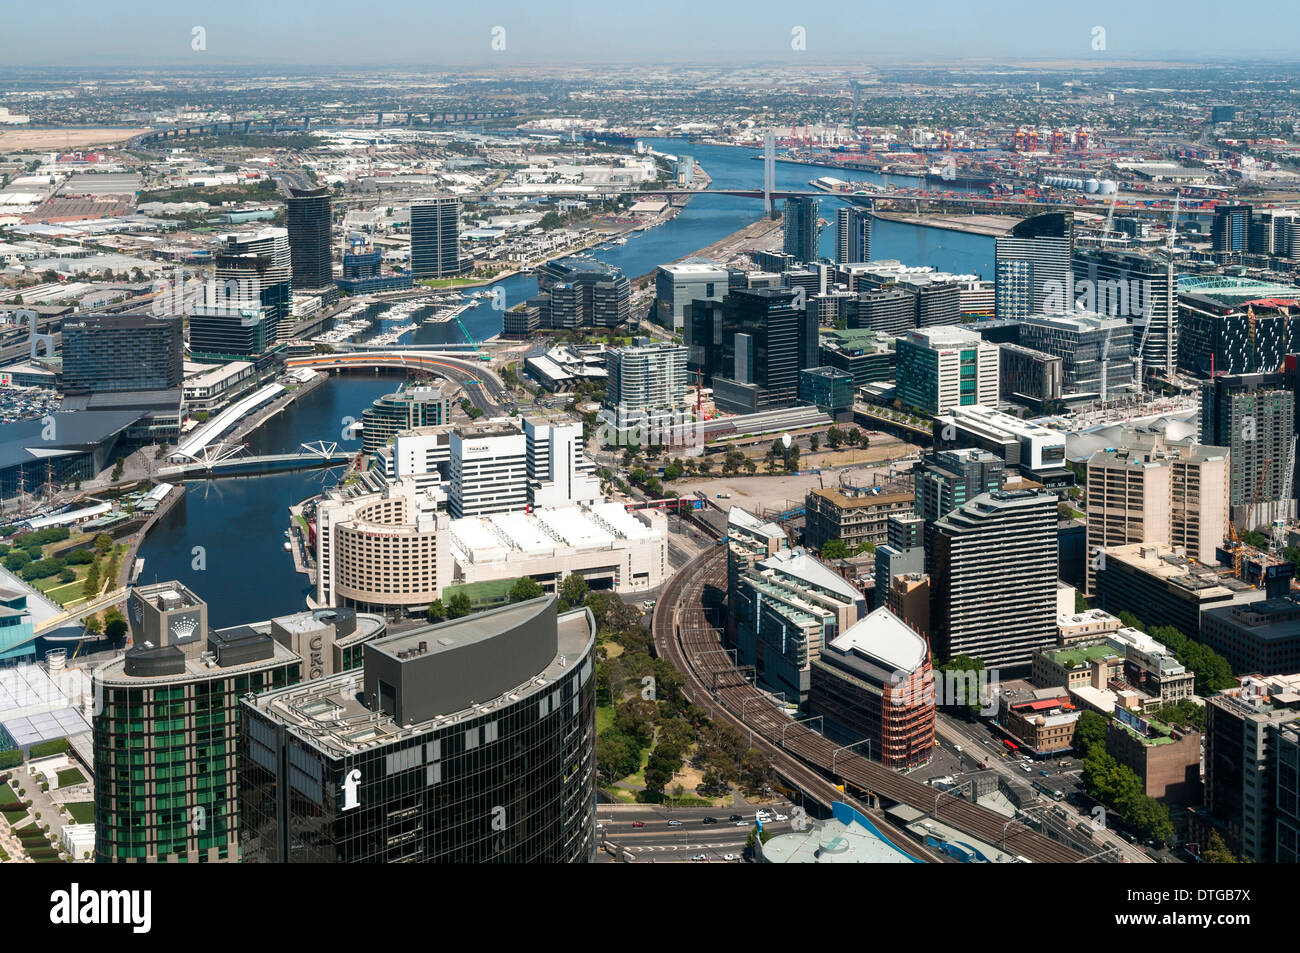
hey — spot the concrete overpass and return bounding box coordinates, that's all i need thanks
[285,351,509,416]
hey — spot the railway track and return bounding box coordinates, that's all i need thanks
[651,542,1091,864]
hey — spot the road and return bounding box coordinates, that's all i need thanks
[596,804,787,863]
[933,713,1155,864]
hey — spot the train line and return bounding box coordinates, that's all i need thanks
[651,541,1090,864]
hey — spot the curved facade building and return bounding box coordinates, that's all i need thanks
[238,596,597,863]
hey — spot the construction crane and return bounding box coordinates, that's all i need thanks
[1273,434,1298,558]
[1137,191,1179,387]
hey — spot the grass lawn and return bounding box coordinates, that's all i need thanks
[64,801,94,824]
[5,809,28,825]
[0,844,7,861]
[56,768,86,788]
[596,705,615,735]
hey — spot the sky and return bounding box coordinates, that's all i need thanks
[2,0,1299,68]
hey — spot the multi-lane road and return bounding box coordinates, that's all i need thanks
[597,804,790,863]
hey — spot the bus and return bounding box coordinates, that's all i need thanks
[1034,781,1064,801]
[1002,739,1019,752]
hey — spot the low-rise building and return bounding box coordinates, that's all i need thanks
[998,679,1081,755]
[1107,712,1203,805]
[1200,596,1300,677]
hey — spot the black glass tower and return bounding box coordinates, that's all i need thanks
[286,186,334,290]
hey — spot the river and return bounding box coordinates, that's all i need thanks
[139,140,995,625]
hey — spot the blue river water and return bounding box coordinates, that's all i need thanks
[140,141,995,625]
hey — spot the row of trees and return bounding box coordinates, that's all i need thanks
[1115,611,1236,694]
[1075,710,1175,843]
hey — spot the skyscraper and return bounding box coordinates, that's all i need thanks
[994,211,1073,320]
[285,186,334,291]
[929,489,1058,669]
[836,206,872,264]
[712,288,816,414]
[214,227,293,343]
[1212,203,1252,254]
[1072,248,1176,380]
[61,312,182,394]
[92,582,385,862]
[238,597,597,863]
[410,195,461,277]
[782,196,821,264]
[1199,372,1297,525]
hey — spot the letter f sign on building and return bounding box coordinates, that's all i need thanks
[341,768,361,811]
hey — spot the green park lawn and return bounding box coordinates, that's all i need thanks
[65,802,94,824]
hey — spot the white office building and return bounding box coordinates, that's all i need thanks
[655,259,728,331]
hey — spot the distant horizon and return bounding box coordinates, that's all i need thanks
[1,0,1298,69]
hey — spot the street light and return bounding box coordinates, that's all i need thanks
[932,768,1000,816]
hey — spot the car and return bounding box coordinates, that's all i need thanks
[1021,765,1033,773]
[691,853,708,862]
[729,814,743,821]
[701,816,717,824]
[773,813,788,821]
[734,820,748,827]
[667,819,682,827]
[953,745,962,753]
[632,821,645,828]
[754,810,771,822]
[1040,769,1051,778]
[723,852,739,861]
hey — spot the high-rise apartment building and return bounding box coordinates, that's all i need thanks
[410,195,462,277]
[60,312,183,394]
[1212,203,1252,254]
[913,448,1005,524]
[782,196,821,263]
[994,211,1073,320]
[538,257,631,328]
[1084,429,1230,593]
[1199,372,1296,525]
[239,597,597,863]
[605,341,688,416]
[92,582,384,862]
[836,206,872,264]
[929,489,1059,669]
[285,186,334,291]
[895,326,999,416]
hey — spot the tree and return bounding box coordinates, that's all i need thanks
[508,577,545,603]
[3,549,30,571]
[819,539,849,560]
[808,434,820,452]
[560,573,589,609]
[110,457,124,482]
[1074,710,1109,754]
[827,426,843,449]
[446,592,473,619]
[104,609,128,642]
[94,534,113,556]
[83,616,103,636]
[426,599,447,623]
[1200,830,1242,863]
[83,561,100,595]
[1074,590,1089,613]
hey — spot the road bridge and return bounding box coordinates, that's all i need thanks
[285,351,508,416]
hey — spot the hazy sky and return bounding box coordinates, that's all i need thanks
[2,0,1298,67]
